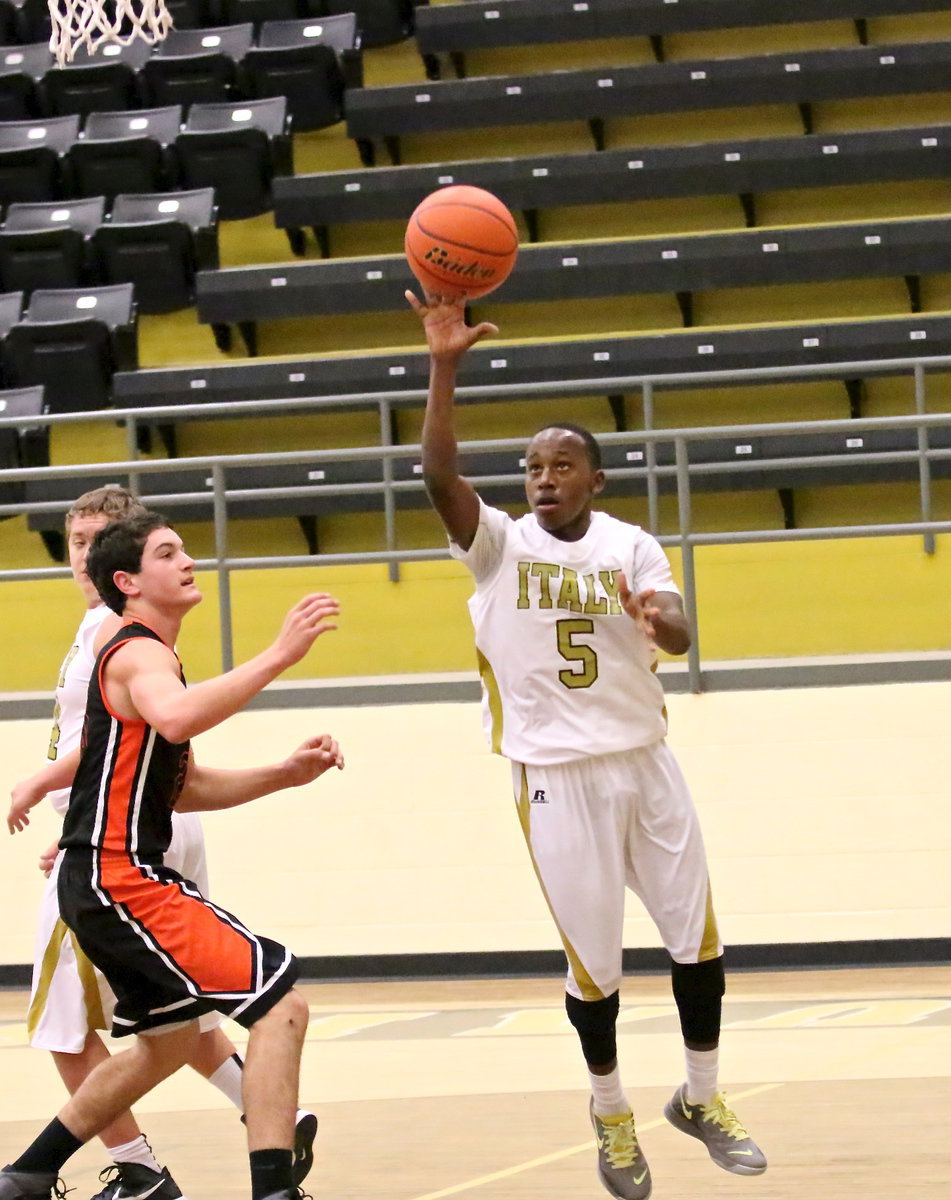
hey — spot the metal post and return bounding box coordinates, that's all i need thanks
[379,399,400,583]
[674,436,702,693]
[642,380,659,534]
[211,463,234,672]
[914,363,935,555]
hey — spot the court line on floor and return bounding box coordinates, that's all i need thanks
[408,1082,783,1200]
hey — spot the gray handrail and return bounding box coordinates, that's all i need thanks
[3,350,950,689]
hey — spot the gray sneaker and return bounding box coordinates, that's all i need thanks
[663,1084,767,1175]
[0,1168,63,1200]
[589,1098,652,1200]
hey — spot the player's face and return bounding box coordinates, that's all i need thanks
[67,513,111,606]
[524,429,605,541]
[133,528,202,612]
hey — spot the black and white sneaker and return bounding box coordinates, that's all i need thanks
[89,1164,185,1200]
[293,1112,318,1187]
[0,1167,64,1200]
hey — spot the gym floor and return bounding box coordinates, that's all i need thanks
[2,964,949,1200]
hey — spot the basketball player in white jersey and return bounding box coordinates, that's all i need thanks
[7,487,317,1200]
[408,291,766,1200]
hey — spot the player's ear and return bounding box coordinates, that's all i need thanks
[591,468,606,496]
[113,569,140,599]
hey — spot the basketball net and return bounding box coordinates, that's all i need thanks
[48,0,173,67]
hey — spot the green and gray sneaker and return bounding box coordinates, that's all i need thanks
[589,1098,652,1200]
[663,1084,767,1175]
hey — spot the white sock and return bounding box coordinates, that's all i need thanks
[105,1134,162,1172]
[208,1052,244,1111]
[588,1066,629,1117]
[684,1046,719,1106]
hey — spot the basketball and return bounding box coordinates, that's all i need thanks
[404,185,519,300]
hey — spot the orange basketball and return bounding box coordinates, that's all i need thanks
[405,185,519,300]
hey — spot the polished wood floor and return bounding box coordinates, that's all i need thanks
[2,966,949,1200]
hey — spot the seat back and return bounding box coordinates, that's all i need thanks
[66,110,182,199]
[0,115,80,204]
[242,22,346,131]
[43,43,149,117]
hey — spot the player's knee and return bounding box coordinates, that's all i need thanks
[565,990,620,1066]
[258,987,309,1036]
[670,956,725,1045]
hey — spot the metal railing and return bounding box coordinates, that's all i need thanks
[2,352,951,691]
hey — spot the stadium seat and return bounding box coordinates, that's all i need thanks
[66,105,182,199]
[0,113,78,205]
[346,38,951,165]
[43,41,150,118]
[164,0,219,29]
[174,95,292,221]
[0,0,20,45]
[273,123,951,251]
[0,382,47,524]
[9,0,50,45]
[0,193,104,293]
[240,13,361,133]
[141,23,254,109]
[415,0,951,78]
[0,41,51,121]
[321,0,413,49]
[1,281,136,412]
[93,187,218,314]
[216,0,321,29]
[194,215,951,353]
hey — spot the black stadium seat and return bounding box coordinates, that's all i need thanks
[174,96,292,220]
[93,187,218,314]
[322,0,413,49]
[141,23,254,109]
[0,193,104,293]
[67,105,182,199]
[194,215,951,354]
[0,113,79,204]
[415,0,951,78]
[43,41,150,118]
[111,313,951,448]
[0,41,51,121]
[1,281,136,411]
[0,382,47,521]
[346,38,951,165]
[240,13,361,133]
[273,123,951,251]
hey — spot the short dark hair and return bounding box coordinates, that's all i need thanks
[530,422,602,470]
[87,511,170,614]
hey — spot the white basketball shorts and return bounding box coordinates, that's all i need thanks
[513,740,722,1002]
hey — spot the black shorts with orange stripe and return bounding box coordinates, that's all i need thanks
[59,849,298,1037]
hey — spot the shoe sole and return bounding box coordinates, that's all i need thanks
[293,1113,318,1186]
[663,1102,767,1176]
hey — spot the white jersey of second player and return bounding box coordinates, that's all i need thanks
[451,500,680,766]
[46,604,110,815]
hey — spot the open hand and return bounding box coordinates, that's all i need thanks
[274,593,340,668]
[405,289,497,362]
[8,779,44,834]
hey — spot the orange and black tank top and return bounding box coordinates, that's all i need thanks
[60,620,190,864]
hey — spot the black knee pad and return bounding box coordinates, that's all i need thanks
[565,990,620,1066]
[670,956,725,1045]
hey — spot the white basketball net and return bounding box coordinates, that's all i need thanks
[48,0,173,67]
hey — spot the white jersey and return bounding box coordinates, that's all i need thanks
[450,501,680,765]
[46,604,110,815]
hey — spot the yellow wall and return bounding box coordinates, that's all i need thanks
[1,681,947,967]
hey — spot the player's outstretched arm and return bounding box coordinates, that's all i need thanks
[616,572,691,656]
[174,735,344,812]
[8,748,81,834]
[117,593,340,744]
[408,289,495,552]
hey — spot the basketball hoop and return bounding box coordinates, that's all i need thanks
[48,0,173,67]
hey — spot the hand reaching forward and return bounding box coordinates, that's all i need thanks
[273,593,340,669]
[282,735,345,787]
[39,839,59,878]
[616,571,661,649]
[405,289,498,363]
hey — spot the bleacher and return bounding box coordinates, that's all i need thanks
[3,0,951,575]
